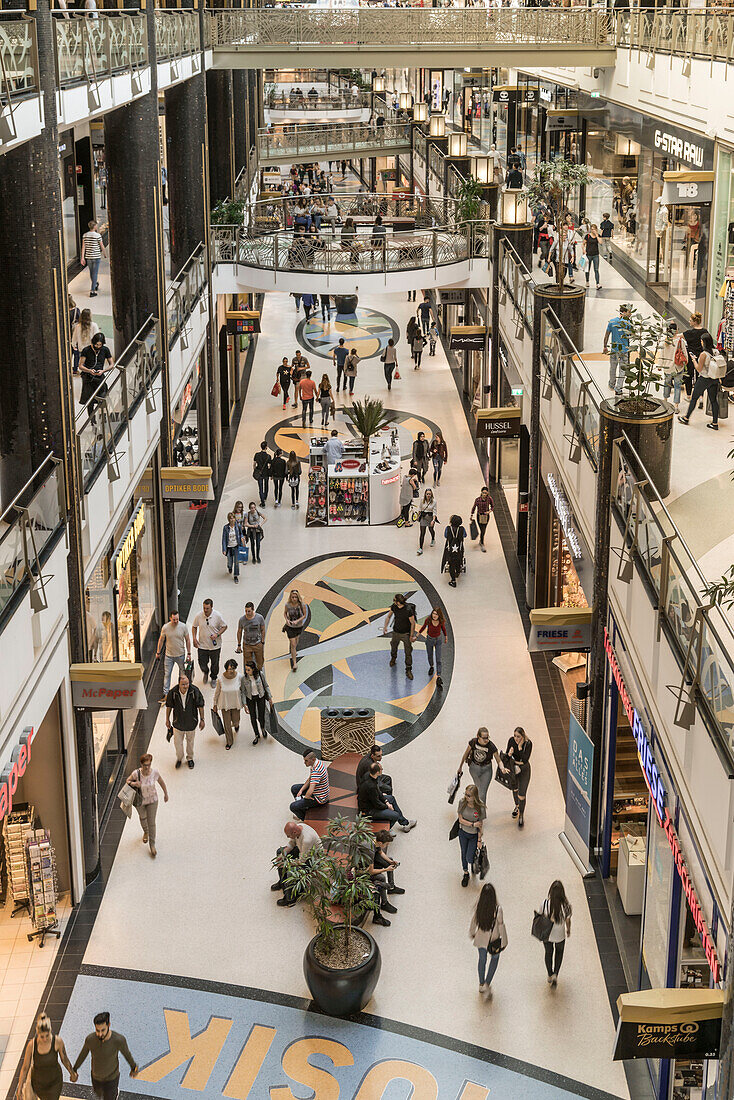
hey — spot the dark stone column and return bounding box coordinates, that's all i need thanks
[233,69,248,178]
[497,222,534,269]
[526,288,546,607]
[165,75,207,275]
[207,70,235,203]
[534,283,586,352]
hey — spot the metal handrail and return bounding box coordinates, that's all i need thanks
[54,11,147,87]
[616,7,734,64]
[155,9,201,62]
[265,91,371,112]
[0,16,38,101]
[257,121,411,162]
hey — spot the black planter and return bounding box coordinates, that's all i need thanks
[534,283,586,352]
[304,926,381,1016]
[600,396,674,497]
[335,294,358,316]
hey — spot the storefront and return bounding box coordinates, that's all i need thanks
[58,124,102,271]
[601,619,726,1100]
[706,143,734,334]
[173,353,203,468]
[495,338,526,526]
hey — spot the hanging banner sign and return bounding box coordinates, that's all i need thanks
[492,85,516,104]
[70,663,147,710]
[112,503,146,585]
[134,467,154,502]
[160,466,214,501]
[475,406,521,439]
[613,989,724,1061]
[439,289,466,305]
[0,727,34,824]
[546,111,580,132]
[449,325,486,351]
[561,710,594,868]
[661,171,714,206]
[528,606,592,652]
[226,310,261,335]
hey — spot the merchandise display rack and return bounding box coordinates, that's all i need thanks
[722,269,734,355]
[3,805,34,917]
[328,470,369,525]
[306,463,327,527]
[26,829,60,947]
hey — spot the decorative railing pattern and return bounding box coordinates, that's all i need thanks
[265,92,371,112]
[616,7,734,63]
[238,191,462,234]
[258,121,411,163]
[54,13,147,87]
[155,9,201,63]
[0,16,38,99]
[167,244,207,350]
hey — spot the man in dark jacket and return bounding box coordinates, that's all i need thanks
[357,763,416,830]
[165,674,205,769]
[270,448,287,507]
[253,442,272,507]
[356,747,415,831]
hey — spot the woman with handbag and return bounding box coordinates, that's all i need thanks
[430,431,448,485]
[506,726,532,827]
[283,589,308,670]
[286,451,301,508]
[212,659,245,749]
[416,488,437,554]
[344,348,359,396]
[244,501,267,564]
[277,357,292,411]
[458,727,505,804]
[222,511,245,582]
[541,880,572,986]
[456,784,486,887]
[125,753,168,858]
[470,883,506,992]
[240,660,273,744]
[16,1013,77,1100]
[318,373,333,427]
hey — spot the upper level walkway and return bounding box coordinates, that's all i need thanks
[258,121,412,166]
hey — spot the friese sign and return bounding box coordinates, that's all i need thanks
[0,727,34,824]
[70,662,146,711]
[528,607,592,653]
[613,989,723,1061]
[160,466,214,501]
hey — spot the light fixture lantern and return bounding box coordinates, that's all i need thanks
[412,101,428,123]
[429,113,446,138]
[448,131,467,158]
[373,76,386,93]
[500,188,529,226]
[472,155,491,185]
[399,92,411,110]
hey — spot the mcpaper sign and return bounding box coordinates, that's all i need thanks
[613,989,723,1061]
[0,727,34,825]
[70,663,146,710]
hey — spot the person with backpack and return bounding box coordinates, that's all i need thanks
[411,329,426,369]
[655,322,688,411]
[678,332,725,430]
[470,883,507,991]
[442,515,467,587]
[382,593,417,681]
[470,487,493,552]
[540,880,572,986]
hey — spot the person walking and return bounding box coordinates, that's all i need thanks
[270,448,287,507]
[582,224,602,290]
[442,514,467,587]
[398,467,419,527]
[241,659,273,744]
[416,487,437,554]
[291,350,310,409]
[344,348,359,396]
[506,725,532,827]
[287,451,301,507]
[656,322,688,411]
[382,338,398,390]
[458,727,505,805]
[678,331,725,430]
[245,501,266,563]
[72,1012,138,1100]
[253,442,272,507]
[599,211,614,261]
[236,601,266,669]
[318,373,334,427]
[470,884,506,992]
[277,358,292,411]
[125,753,168,856]
[411,431,429,483]
[191,598,227,687]
[79,333,113,416]
[406,315,419,360]
[283,589,308,670]
[165,673,205,770]
[299,370,317,428]
[682,311,712,398]
[418,606,447,688]
[417,295,433,334]
[603,304,632,396]
[541,880,572,986]
[430,431,447,485]
[221,511,245,582]
[290,750,330,819]
[382,592,417,680]
[156,610,191,701]
[16,1013,77,1100]
[212,659,244,749]
[71,308,98,375]
[80,219,107,296]
[333,337,349,392]
[411,329,426,369]
[320,293,331,321]
[457,784,486,887]
[470,486,494,552]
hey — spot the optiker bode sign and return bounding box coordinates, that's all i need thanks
[0,727,34,824]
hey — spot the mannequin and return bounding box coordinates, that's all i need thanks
[655,196,670,238]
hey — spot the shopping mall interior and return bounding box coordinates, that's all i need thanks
[1,5,734,1100]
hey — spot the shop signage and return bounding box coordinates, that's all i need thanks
[492,85,516,104]
[113,503,146,585]
[475,406,521,439]
[226,310,261,335]
[528,606,592,652]
[661,171,714,206]
[563,711,594,862]
[522,88,538,105]
[134,467,154,502]
[662,809,721,982]
[546,473,582,559]
[546,111,579,133]
[653,127,705,169]
[539,86,553,103]
[381,473,399,485]
[439,289,466,305]
[613,989,723,1061]
[71,662,147,710]
[0,727,34,824]
[449,324,486,351]
[160,466,214,501]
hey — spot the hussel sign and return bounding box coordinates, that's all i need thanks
[70,662,146,710]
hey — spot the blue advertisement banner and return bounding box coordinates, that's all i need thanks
[566,712,594,853]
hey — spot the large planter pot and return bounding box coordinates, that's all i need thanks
[335,294,358,316]
[600,396,674,497]
[534,283,586,352]
[304,926,381,1016]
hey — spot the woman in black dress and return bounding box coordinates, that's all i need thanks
[16,1013,77,1100]
[506,726,532,828]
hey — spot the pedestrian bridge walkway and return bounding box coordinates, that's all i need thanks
[258,122,412,167]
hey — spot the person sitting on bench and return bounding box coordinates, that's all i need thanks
[272,821,322,907]
[357,762,416,831]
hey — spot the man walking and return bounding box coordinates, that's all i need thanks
[156,610,191,702]
[191,598,227,687]
[298,369,318,428]
[417,295,433,334]
[382,593,417,681]
[253,441,272,507]
[72,1012,137,1100]
[332,337,349,393]
[165,673,205,769]
[236,601,266,669]
[289,750,330,819]
[603,304,632,396]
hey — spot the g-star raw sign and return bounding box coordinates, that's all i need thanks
[0,727,34,824]
[613,989,723,1061]
[654,128,705,168]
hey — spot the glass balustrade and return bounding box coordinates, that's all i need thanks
[0,16,38,98]
[0,456,64,628]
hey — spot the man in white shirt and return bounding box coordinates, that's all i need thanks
[323,430,344,468]
[191,599,227,688]
[156,611,191,700]
[272,821,322,906]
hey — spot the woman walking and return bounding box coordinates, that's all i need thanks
[470,486,494,552]
[582,224,602,290]
[318,373,334,427]
[212,659,244,749]
[656,322,687,411]
[245,501,267,564]
[232,499,245,525]
[416,488,437,554]
[541,880,572,986]
[411,329,426,369]
[442,514,467,587]
[277,357,292,411]
[221,511,245,582]
[506,725,532,827]
[678,331,724,430]
[470,884,506,992]
[126,753,168,858]
[283,589,308,670]
[382,338,398,390]
[344,348,359,396]
[398,467,419,527]
[458,726,504,804]
[430,431,448,485]
[16,1014,77,1100]
[418,606,447,688]
[241,659,273,744]
[71,307,98,376]
[457,784,485,887]
[79,332,113,416]
[286,451,301,507]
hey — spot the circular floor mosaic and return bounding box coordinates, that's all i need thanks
[259,552,452,756]
[265,408,443,466]
[296,306,400,362]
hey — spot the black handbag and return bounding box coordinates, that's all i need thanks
[132,769,143,808]
[494,767,515,791]
[472,842,489,879]
[448,819,460,841]
[211,709,225,738]
[447,772,461,804]
[470,519,479,541]
[532,908,553,942]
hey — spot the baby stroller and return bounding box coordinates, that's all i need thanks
[441,520,467,588]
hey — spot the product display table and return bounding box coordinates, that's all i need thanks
[306,424,407,527]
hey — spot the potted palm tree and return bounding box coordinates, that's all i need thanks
[348,397,394,461]
[280,814,382,1016]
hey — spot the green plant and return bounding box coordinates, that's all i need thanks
[279,814,378,955]
[348,397,394,460]
[456,177,484,224]
[526,159,592,292]
[210,198,246,226]
[618,307,667,414]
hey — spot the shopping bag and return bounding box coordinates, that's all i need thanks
[237,544,249,562]
[473,842,489,880]
[470,519,479,541]
[448,819,460,841]
[494,766,516,791]
[211,709,225,738]
[271,381,281,398]
[394,368,401,380]
[118,783,136,818]
[183,658,194,681]
[531,909,553,942]
[447,772,461,804]
[577,254,587,270]
[706,386,729,420]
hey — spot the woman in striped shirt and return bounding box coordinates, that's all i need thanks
[81,219,107,297]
